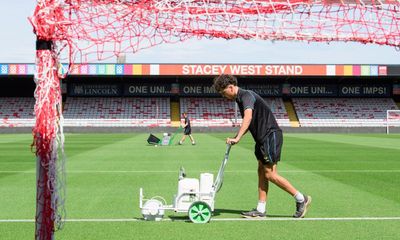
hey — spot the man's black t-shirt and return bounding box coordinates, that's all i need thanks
[184,116,191,130]
[235,88,281,143]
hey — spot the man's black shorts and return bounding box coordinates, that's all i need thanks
[184,127,192,135]
[254,130,283,165]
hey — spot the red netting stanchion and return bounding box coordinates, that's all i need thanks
[33,40,66,240]
[31,1,66,239]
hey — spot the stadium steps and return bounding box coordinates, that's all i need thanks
[171,100,181,127]
[284,99,300,127]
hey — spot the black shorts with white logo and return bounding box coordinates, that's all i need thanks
[254,130,283,165]
[184,127,192,135]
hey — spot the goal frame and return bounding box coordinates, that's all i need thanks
[386,110,400,134]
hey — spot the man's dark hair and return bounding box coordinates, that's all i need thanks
[213,74,238,92]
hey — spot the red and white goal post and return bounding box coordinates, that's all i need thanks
[29,0,400,239]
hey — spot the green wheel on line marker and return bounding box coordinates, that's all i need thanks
[188,201,212,223]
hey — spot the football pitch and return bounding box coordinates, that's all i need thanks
[1,132,400,239]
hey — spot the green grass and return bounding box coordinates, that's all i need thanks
[1,133,400,239]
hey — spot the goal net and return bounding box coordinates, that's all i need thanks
[386,110,400,134]
[29,0,400,239]
[30,0,400,66]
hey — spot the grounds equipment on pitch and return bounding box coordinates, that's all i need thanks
[140,144,232,223]
[147,134,161,145]
[147,129,182,146]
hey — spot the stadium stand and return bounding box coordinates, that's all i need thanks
[2,97,397,128]
[63,97,170,127]
[180,97,290,127]
[265,98,291,127]
[293,98,399,127]
[0,97,35,127]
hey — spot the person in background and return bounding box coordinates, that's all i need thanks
[179,112,196,145]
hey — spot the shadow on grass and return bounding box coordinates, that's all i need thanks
[168,216,191,222]
[214,208,292,218]
[133,216,191,222]
[135,211,292,223]
[213,208,247,216]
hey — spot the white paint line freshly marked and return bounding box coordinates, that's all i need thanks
[2,217,400,223]
[1,170,400,174]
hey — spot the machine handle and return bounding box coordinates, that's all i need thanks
[225,143,232,156]
[213,143,232,193]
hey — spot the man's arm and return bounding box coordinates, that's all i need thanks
[227,108,252,144]
[180,118,188,128]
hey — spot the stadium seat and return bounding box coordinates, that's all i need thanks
[179,97,290,127]
[292,98,399,127]
[0,97,35,127]
[63,97,171,127]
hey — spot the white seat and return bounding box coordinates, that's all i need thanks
[63,97,170,127]
[180,97,290,127]
[0,97,35,127]
[293,98,399,127]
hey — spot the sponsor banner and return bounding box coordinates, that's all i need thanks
[0,64,397,76]
[392,84,400,95]
[8,64,18,74]
[326,65,336,76]
[282,83,290,95]
[106,64,116,75]
[339,84,391,97]
[16,64,27,74]
[171,83,180,94]
[121,64,150,75]
[69,83,122,96]
[115,64,124,75]
[333,65,388,76]
[88,64,97,75]
[69,64,80,75]
[68,64,121,75]
[179,83,281,96]
[97,64,107,75]
[343,65,353,76]
[124,83,172,96]
[361,65,370,76]
[370,66,379,76]
[61,82,67,94]
[66,83,393,97]
[0,64,9,75]
[0,64,36,75]
[378,66,387,76]
[27,64,36,75]
[244,84,282,97]
[288,84,337,97]
[163,64,326,76]
[180,84,218,96]
[387,66,400,76]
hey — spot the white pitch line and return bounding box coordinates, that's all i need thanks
[2,217,400,223]
[1,170,400,174]
[211,217,400,221]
